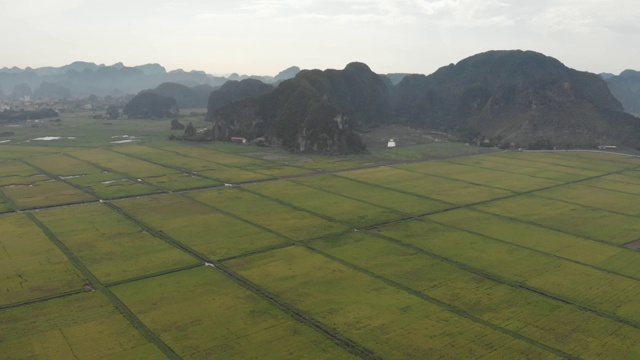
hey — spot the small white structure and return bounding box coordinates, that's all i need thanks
[387,139,396,148]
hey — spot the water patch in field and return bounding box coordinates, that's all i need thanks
[33,136,61,141]
[60,175,85,180]
[32,136,77,141]
[110,135,137,144]
[0,140,10,144]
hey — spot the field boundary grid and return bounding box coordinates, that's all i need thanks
[104,201,382,360]
[24,212,181,360]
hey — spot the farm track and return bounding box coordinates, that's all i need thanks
[4,147,640,358]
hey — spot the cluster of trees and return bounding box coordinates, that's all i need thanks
[0,108,58,122]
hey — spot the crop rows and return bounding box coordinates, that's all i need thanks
[2,144,640,359]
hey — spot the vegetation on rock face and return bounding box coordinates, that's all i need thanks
[204,51,640,153]
[206,79,274,118]
[212,62,389,154]
[393,50,640,148]
[152,82,212,109]
[605,70,640,116]
[123,92,178,118]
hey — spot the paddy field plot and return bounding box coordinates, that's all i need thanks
[225,246,558,359]
[375,218,640,326]
[308,232,640,359]
[1,178,95,210]
[0,292,166,359]
[340,166,513,205]
[429,208,640,277]
[493,151,636,173]
[448,155,596,182]
[3,141,640,359]
[187,187,349,241]
[580,175,640,195]
[534,183,640,216]
[33,203,199,284]
[245,180,405,228]
[293,174,451,216]
[69,148,176,178]
[397,161,562,192]
[113,194,289,260]
[480,153,606,179]
[111,267,355,359]
[0,214,85,306]
[0,160,99,211]
[476,195,640,244]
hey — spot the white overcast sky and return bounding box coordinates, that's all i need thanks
[0,0,638,76]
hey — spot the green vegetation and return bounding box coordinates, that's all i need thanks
[111,267,355,359]
[187,188,348,241]
[0,292,166,359]
[340,166,513,205]
[114,194,288,260]
[245,180,404,228]
[225,246,558,359]
[2,110,640,358]
[0,214,85,306]
[34,203,198,284]
[308,232,640,359]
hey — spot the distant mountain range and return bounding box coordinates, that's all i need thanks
[209,50,640,153]
[0,62,300,99]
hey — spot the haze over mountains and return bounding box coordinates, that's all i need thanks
[210,51,640,153]
[2,50,640,154]
[0,62,300,99]
[603,70,640,116]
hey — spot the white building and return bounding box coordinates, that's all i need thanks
[387,139,396,148]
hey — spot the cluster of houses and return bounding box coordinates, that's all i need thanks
[0,98,75,113]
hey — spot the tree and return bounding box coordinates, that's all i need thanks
[184,122,197,138]
[105,106,120,119]
[170,118,185,130]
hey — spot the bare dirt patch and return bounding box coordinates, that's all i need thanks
[624,239,640,250]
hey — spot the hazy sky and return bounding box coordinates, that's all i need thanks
[1,0,638,76]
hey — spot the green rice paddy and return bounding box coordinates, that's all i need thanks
[2,113,640,358]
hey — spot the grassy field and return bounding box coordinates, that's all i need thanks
[3,110,640,358]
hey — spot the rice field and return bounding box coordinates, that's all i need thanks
[2,130,640,359]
